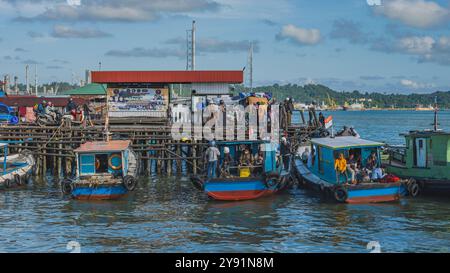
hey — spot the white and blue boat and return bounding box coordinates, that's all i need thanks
[0,143,35,189]
[191,140,292,201]
[61,140,139,200]
[293,136,414,204]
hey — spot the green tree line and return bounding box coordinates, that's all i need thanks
[236,84,450,109]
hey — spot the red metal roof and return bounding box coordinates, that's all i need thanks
[0,96,86,108]
[91,70,243,84]
[75,140,131,153]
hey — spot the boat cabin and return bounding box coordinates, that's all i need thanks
[387,131,450,180]
[308,136,384,184]
[74,140,131,177]
[215,140,278,178]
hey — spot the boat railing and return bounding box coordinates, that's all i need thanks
[385,145,406,165]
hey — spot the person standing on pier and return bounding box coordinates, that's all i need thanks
[205,141,220,178]
[319,112,325,128]
[66,98,77,113]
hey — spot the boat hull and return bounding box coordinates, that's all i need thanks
[192,176,287,201]
[71,184,128,200]
[0,152,35,190]
[294,158,405,204]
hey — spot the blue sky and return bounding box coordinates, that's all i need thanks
[1,0,450,94]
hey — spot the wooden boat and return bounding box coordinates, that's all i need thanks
[191,140,293,201]
[61,140,139,200]
[385,101,449,195]
[293,136,415,204]
[0,143,35,189]
[385,130,450,195]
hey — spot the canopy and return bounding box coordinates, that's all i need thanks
[311,136,383,149]
[74,140,131,153]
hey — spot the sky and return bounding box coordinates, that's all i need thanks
[0,0,450,94]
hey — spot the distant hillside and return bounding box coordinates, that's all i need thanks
[236,84,450,109]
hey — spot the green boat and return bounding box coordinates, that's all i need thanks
[385,100,450,195]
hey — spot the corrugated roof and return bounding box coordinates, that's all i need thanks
[74,140,131,153]
[91,70,244,84]
[311,136,383,149]
[0,96,86,107]
[60,83,107,96]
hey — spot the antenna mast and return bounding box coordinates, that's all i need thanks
[433,96,439,131]
[246,43,254,91]
[186,21,196,70]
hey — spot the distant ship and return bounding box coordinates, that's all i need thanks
[343,102,365,111]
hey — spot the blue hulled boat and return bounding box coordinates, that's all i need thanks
[191,140,292,201]
[293,136,415,204]
[61,140,139,200]
[0,143,35,189]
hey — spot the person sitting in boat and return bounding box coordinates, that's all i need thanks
[205,141,220,178]
[254,149,264,175]
[365,152,378,171]
[371,167,385,181]
[334,153,349,184]
[347,154,358,184]
[239,147,254,167]
[220,147,233,178]
[357,169,371,183]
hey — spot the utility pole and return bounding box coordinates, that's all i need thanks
[433,96,439,131]
[34,64,38,96]
[25,65,29,94]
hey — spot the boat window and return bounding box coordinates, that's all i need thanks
[95,154,109,174]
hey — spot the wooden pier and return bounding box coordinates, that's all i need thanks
[0,116,319,179]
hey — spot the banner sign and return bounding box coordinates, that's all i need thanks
[107,87,169,117]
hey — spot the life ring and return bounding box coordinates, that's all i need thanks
[123,175,137,191]
[334,187,348,203]
[14,174,22,186]
[108,154,122,171]
[264,172,280,188]
[61,179,73,195]
[407,179,420,197]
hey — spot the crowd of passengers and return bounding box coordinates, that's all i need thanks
[204,137,291,179]
[300,148,386,184]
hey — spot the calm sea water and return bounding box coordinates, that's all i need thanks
[0,111,449,253]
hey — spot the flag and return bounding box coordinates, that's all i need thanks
[325,116,333,129]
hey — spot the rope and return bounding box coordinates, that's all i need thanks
[35,122,65,152]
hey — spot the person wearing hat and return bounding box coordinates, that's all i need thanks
[205,141,220,178]
[280,137,291,171]
[220,146,233,177]
[239,146,254,167]
[66,97,77,113]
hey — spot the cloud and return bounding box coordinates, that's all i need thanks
[166,37,258,53]
[51,25,112,38]
[21,59,41,64]
[27,31,45,38]
[373,0,450,28]
[105,47,185,58]
[11,0,221,22]
[52,59,69,64]
[3,55,12,60]
[46,65,64,69]
[330,19,369,44]
[276,24,321,45]
[400,79,435,89]
[360,76,385,81]
[261,19,277,26]
[14,47,27,52]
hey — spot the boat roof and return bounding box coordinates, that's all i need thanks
[403,130,450,137]
[311,136,383,149]
[74,140,131,153]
